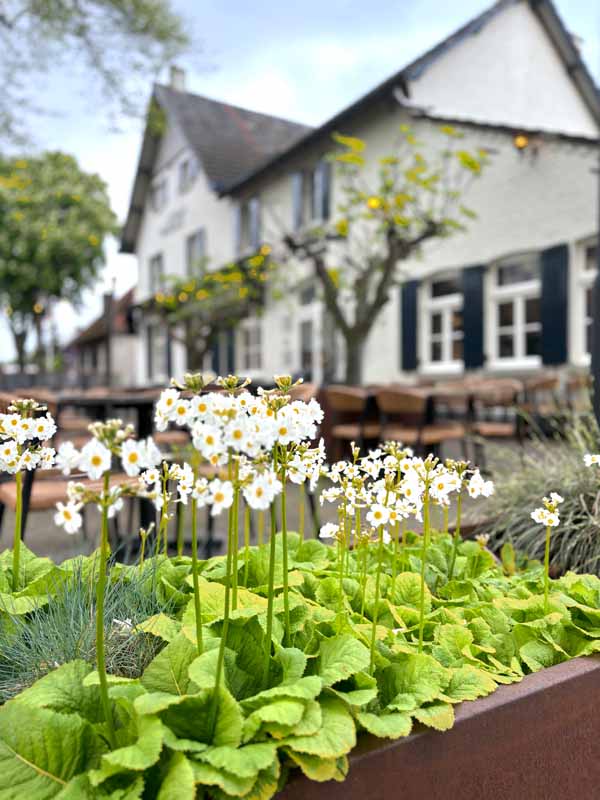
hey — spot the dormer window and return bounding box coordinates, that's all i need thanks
[235,196,261,255]
[179,156,199,193]
[150,178,168,212]
[291,160,331,231]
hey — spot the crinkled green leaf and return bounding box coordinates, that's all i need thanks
[157,752,195,800]
[141,633,198,696]
[161,688,243,747]
[89,715,163,785]
[412,702,454,731]
[283,697,355,759]
[313,634,370,687]
[286,750,348,782]
[439,665,497,703]
[357,709,412,739]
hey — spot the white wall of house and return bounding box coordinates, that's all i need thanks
[407,1,597,139]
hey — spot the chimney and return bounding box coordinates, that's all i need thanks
[169,65,186,91]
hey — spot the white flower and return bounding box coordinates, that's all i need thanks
[54,501,83,534]
[155,388,180,420]
[550,492,564,505]
[0,440,18,468]
[31,414,57,442]
[319,522,339,540]
[15,416,35,444]
[18,449,40,470]
[79,439,111,480]
[366,504,391,528]
[467,470,494,499]
[121,439,146,476]
[208,478,234,516]
[39,447,56,470]
[55,441,81,476]
[243,471,281,510]
[141,437,163,468]
[531,507,560,527]
[192,422,223,459]
[172,398,192,426]
[584,454,600,467]
[141,467,160,485]
[192,477,209,506]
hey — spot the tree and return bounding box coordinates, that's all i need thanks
[0,151,118,371]
[0,0,189,142]
[279,125,489,384]
[147,250,274,371]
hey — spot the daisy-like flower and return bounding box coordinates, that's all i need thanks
[141,467,160,485]
[584,454,600,467]
[31,415,57,442]
[55,441,81,476]
[121,439,146,477]
[39,447,56,470]
[208,478,234,516]
[18,449,40,471]
[155,388,180,420]
[172,398,191,426]
[80,439,112,480]
[0,439,18,466]
[319,522,339,540]
[243,471,281,510]
[467,470,494,498]
[192,477,209,506]
[54,501,83,534]
[366,503,391,528]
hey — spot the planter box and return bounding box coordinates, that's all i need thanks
[279,656,600,800]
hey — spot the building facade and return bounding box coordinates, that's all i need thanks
[123,0,600,387]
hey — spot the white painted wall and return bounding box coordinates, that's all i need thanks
[407,1,598,138]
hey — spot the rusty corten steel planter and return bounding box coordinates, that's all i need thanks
[278,656,600,800]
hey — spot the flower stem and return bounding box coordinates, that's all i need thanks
[417,489,431,653]
[299,482,305,541]
[448,492,462,581]
[139,533,146,569]
[392,519,400,589]
[543,524,551,614]
[243,505,251,587]
[258,510,264,546]
[191,495,203,655]
[176,503,185,557]
[214,502,234,699]
[337,534,345,629]
[369,526,385,675]
[231,486,240,612]
[262,501,278,688]
[281,472,291,646]
[11,470,23,591]
[96,472,117,749]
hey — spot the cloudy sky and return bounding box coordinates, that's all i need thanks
[1,0,598,361]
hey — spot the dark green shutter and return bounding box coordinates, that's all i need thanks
[211,336,221,374]
[541,244,569,365]
[321,161,331,220]
[462,265,486,369]
[249,197,261,250]
[233,204,242,255]
[401,280,419,371]
[292,172,304,231]
[226,328,235,373]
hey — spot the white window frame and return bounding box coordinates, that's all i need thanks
[487,253,541,370]
[186,229,206,276]
[148,253,164,295]
[238,318,263,374]
[573,238,597,366]
[150,177,168,212]
[419,274,464,375]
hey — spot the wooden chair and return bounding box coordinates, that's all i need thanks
[566,373,592,414]
[469,378,524,470]
[289,382,319,403]
[324,385,380,461]
[520,373,562,436]
[375,387,465,457]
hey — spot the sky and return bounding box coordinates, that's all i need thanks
[1,0,599,362]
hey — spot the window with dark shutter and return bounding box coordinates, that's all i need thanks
[541,243,569,365]
[462,265,486,369]
[292,172,304,231]
[401,280,419,371]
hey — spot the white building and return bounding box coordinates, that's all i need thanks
[123,0,600,386]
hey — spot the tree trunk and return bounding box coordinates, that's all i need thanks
[33,313,45,373]
[344,334,364,385]
[12,329,27,375]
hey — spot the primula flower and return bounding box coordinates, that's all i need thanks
[366,503,391,528]
[54,501,83,534]
[55,441,81,475]
[80,439,112,480]
[121,439,146,477]
[208,478,234,516]
[584,454,600,467]
[319,522,339,540]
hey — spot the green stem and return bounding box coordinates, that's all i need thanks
[262,502,278,688]
[369,526,385,675]
[176,502,185,557]
[543,524,551,614]
[281,472,290,646]
[139,533,146,569]
[191,496,203,654]
[11,470,23,591]
[417,490,431,653]
[243,505,251,587]
[96,472,117,748]
[443,505,449,536]
[337,534,345,629]
[392,519,400,589]
[214,502,234,701]
[258,510,264,546]
[299,482,305,541]
[448,492,463,581]
[232,484,240,612]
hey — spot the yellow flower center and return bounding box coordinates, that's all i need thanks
[91,455,102,466]
[64,510,72,521]
[214,492,224,503]
[128,452,139,463]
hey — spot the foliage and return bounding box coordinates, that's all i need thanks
[0,0,189,143]
[278,125,488,383]
[485,413,600,575]
[0,151,118,368]
[0,526,599,797]
[146,250,274,370]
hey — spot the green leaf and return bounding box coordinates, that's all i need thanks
[157,752,195,800]
[196,742,277,779]
[242,698,306,743]
[383,653,449,712]
[161,688,243,747]
[284,697,356,759]
[356,710,412,739]
[89,715,164,785]
[313,634,370,687]
[329,671,378,708]
[440,665,497,703]
[136,614,181,643]
[412,702,454,731]
[191,761,255,796]
[286,750,348,782]
[141,634,198,696]
[240,676,322,712]
[10,661,104,723]
[0,703,103,799]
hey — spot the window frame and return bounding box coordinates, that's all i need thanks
[419,273,464,375]
[150,177,168,212]
[487,252,542,370]
[238,317,263,374]
[148,253,164,295]
[186,228,206,277]
[573,238,597,366]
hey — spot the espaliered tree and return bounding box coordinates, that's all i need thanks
[0,152,118,371]
[148,249,274,370]
[281,126,489,385]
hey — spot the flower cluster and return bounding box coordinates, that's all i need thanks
[584,454,600,467]
[0,399,56,473]
[531,492,564,528]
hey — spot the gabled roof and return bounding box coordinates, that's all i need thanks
[223,0,600,196]
[120,86,311,253]
[67,289,136,347]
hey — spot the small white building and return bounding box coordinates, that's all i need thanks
[123,0,600,386]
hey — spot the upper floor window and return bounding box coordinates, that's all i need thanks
[236,196,261,255]
[149,253,164,294]
[186,229,206,276]
[291,160,331,230]
[489,253,541,365]
[576,241,597,362]
[239,318,262,371]
[179,157,199,194]
[150,178,168,212]
[420,274,463,371]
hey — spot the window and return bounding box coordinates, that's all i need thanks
[186,229,206,276]
[308,161,331,223]
[179,157,198,193]
[490,253,541,365]
[421,274,463,371]
[150,178,168,212]
[236,197,261,255]
[149,253,164,294]
[300,319,314,379]
[578,242,597,362]
[239,319,262,371]
[147,323,168,381]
